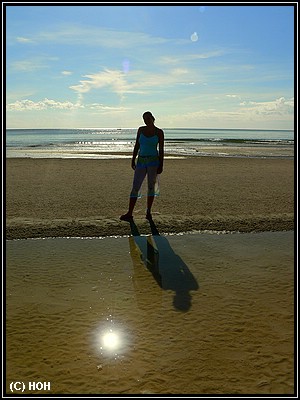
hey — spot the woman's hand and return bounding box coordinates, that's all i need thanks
[131,159,136,170]
[157,165,163,174]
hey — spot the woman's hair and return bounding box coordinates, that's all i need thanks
[143,111,155,122]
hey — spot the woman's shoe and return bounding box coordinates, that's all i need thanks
[120,213,133,222]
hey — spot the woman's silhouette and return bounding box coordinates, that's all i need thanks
[120,111,164,222]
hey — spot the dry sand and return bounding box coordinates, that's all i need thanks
[6,157,294,239]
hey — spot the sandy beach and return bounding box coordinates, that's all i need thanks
[6,231,294,395]
[6,157,294,239]
[5,157,295,395]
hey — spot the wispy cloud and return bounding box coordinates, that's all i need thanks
[11,56,58,72]
[61,70,73,76]
[159,49,228,65]
[69,67,194,99]
[16,36,35,44]
[11,60,46,72]
[69,69,131,99]
[226,94,242,99]
[14,24,185,49]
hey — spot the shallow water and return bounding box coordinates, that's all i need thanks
[6,230,294,395]
[6,127,294,159]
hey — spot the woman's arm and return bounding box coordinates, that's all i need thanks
[131,128,141,170]
[157,129,164,174]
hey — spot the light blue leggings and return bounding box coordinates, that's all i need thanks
[130,166,159,198]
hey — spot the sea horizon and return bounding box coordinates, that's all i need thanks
[6,126,294,132]
[6,127,294,160]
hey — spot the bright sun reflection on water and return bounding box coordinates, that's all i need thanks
[102,331,120,351]
[95,323,130,359]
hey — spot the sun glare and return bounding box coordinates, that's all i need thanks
[94,322,131,359]
[102,331,120,350]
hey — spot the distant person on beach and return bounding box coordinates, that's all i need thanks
[120,111,164,221]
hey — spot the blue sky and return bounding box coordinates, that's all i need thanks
[6,4,295,129]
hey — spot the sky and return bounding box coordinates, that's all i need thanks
[5,3,295,129]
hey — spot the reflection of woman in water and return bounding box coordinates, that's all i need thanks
[120,111,164,222]
[129,235,162,312]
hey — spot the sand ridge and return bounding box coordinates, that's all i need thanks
[6,157,294,239]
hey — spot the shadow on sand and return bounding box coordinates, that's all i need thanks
[128,218,199,312]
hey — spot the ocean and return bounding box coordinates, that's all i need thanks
[6,128,294,159]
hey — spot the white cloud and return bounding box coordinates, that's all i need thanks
[6,98,129,113]
[239,97,294,116]
[6,98,84,111]
[88,104,129,113]
[160,96,294,127]
[69,67,192,99]
[69,69,131,99]
[16,36,35,43]
[61,70,72,75]
[226,94,241,99]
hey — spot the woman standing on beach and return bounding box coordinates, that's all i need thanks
[120,111,164,221]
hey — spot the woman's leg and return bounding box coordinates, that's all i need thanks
[146,166,159,219]
[128,196,138,216]
[146,196,155,219]
[120,167,146,220]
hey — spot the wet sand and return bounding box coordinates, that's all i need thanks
[6,230,294,395]
[6,157,294,239]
